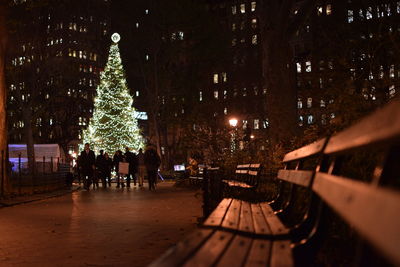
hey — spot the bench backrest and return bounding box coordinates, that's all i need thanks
[234,163,262,186]
[312,100,400,266]
[277,137,328,188]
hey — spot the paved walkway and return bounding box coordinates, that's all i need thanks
[0,182,202,267]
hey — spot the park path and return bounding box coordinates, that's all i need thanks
[0,182,202,267]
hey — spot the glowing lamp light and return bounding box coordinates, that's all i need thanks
[250,135,255,139]
[111,33,121,43]
[229,118,238,127]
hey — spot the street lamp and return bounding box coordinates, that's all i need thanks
[229,118,238,127]
[228,118,238,152]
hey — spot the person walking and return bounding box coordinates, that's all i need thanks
[104,152,113,187]
[137,148,145,187]
[79,143,96,190]
[144,145,161,191]
[96,150,107,188]
[125,147,138,187]
[113,150,125,188]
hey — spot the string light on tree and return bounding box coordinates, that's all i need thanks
[81,33,144,153]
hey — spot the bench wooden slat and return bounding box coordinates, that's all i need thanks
[270,240,294,267]
[259,203,290,236]
[313,172,400,266]
[251,203,272,236]
[204,198,233,227]
[248,170,258,176]
[244,239,273,267]
[223,180,254,188]
[216,235,253,266]
[277,169,313,187]
[324,100,400,155]
[237,164,251,168]
[183,231,234,267]
[283,138,327,162]
[250,163,261,168]
[239,201,255,233]
[222,199,242,230]
[149,229,214,267]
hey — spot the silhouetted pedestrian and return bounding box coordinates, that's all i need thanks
[104,152,113,187]
[125,147,138,187]
[144,146,161,191]
[96,150,107,188]
[80,143,96,190]
[113,150,125,188]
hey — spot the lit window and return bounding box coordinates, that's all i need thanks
[398,1,400,14]
[213,73,219,84]
[366,7,373,19]
[305,61,312,72]
[145,9,149,14]
[390,65,395,78]
[359,9,364,20]
[254,119,259,129]
[232,23,236,31]
[240,3,245,13]
[232,5,237,15]
[389,85,396,98]
[307,115,314,124]
[251,18,257,28]
[242,120,248,129]
[320,100,326,107]
[136,91,139,97]
[348,10,354,23]
[319,78,323,88]
[326,4,332,15]
[317,6,323,15]
[251,35,258,45]
[136,22,139,28]
[297,99,303,109]
[296,62,302,73]
[223,90,227,99]
[321,114,327,125]
[299,116,304,126]
[307,98,312,108]
[224,108,228,115]
[145,54,149,61]
[222,72,227,82]
[232,38,237,46]
[243,88,247,96]
[263,119,269,128]
[251,2,256,12]
[214,91,219,99]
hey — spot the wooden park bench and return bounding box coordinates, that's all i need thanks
[222,163,262,189]
[151,100,400,267]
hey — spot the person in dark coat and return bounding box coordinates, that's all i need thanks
[144,146,161,191]
[104,152,113,187]
[79,143,96,190]
[113,150,125,188]
[96,150,107,188]
[125,147,138,187]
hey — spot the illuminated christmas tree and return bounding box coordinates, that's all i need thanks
[82,33,144,154]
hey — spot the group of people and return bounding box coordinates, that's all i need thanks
[77,143,161,191]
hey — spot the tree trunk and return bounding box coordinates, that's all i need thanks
[0,1,8,194]
[262,30,299,147]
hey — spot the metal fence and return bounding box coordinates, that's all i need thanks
[1,150,71,197]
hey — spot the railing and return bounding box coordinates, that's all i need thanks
[1,150,71,197]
